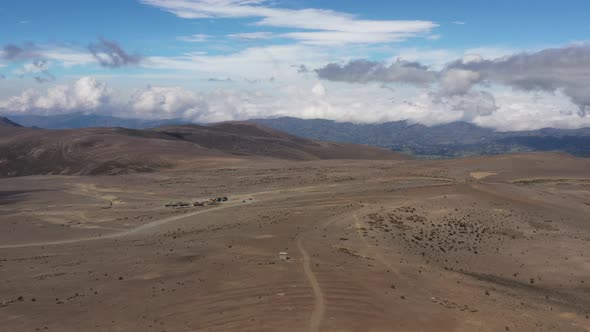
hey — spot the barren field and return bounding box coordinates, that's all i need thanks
[1,153,589,331]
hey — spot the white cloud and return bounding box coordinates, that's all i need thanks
[463,46,519,60]
[119,79,590,130]
[392,48,461,69]
[0,76,111,113]
[21,60,49,74]
[474,89,590,131]
[3,50,590,131]
[390,46,519,70]
[140,0,437,45]
[122,81,498,126]
[448,44,590,115]
[439,69,481,95]
[128,85,207,119]
[2,76,590,131]
[311,82,326,97]
[280,31,410,46]
[227,32,273,40]
[177,34,210,42]
[145,44,333,80]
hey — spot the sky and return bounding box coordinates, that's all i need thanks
[1,0,590,131]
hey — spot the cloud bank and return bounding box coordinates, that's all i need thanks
[2,74,588,131]
[315,59,437,86]
[316,44,590,118]
[0,77,111,114]
[2,44,590,131]
[447,44,590,115]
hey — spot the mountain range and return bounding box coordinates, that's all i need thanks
[2,113,184,130]
[251,117,590,158]
[2,113,590,158]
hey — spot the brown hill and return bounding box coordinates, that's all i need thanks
[0,122,408,177]
[153,122,405,161]
[0,117,23,128]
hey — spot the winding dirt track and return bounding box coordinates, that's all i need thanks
[0,181,416,250]
[297,237,326,332]
[0,203,239,249]
[0,184,325,250]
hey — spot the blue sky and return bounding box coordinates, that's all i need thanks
[2,1,589,52]
[1,0,590,130]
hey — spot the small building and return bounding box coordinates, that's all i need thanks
[279,251,288,260]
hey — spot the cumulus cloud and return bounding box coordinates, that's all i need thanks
[122,81,500,126]
[447,44,590,115]
[88,38,142,68]
[431,90,497,121]
[0,76,111,114]
[315,59,437,86]
[2,76,590,131]
[471,89,590,131]
[2,43,590,131]
[314,44,590,121]
[126,85,270,123]
[311,82,326,97]
[316,59,483,95]
[128,86,208,119]
[438,69,480,96]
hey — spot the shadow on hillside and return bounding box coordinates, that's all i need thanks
[0,190,42,205]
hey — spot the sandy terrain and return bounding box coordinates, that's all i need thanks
[1,153,589,331]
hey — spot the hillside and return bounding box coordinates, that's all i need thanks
[0,120,407,177]
[153,122,404,161]
[0,117,23,128]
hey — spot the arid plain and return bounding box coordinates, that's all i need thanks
[1,151,589,332]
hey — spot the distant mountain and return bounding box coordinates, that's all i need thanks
[0,117,23,128]
[1,113,185,129]
[250,117,590,158]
